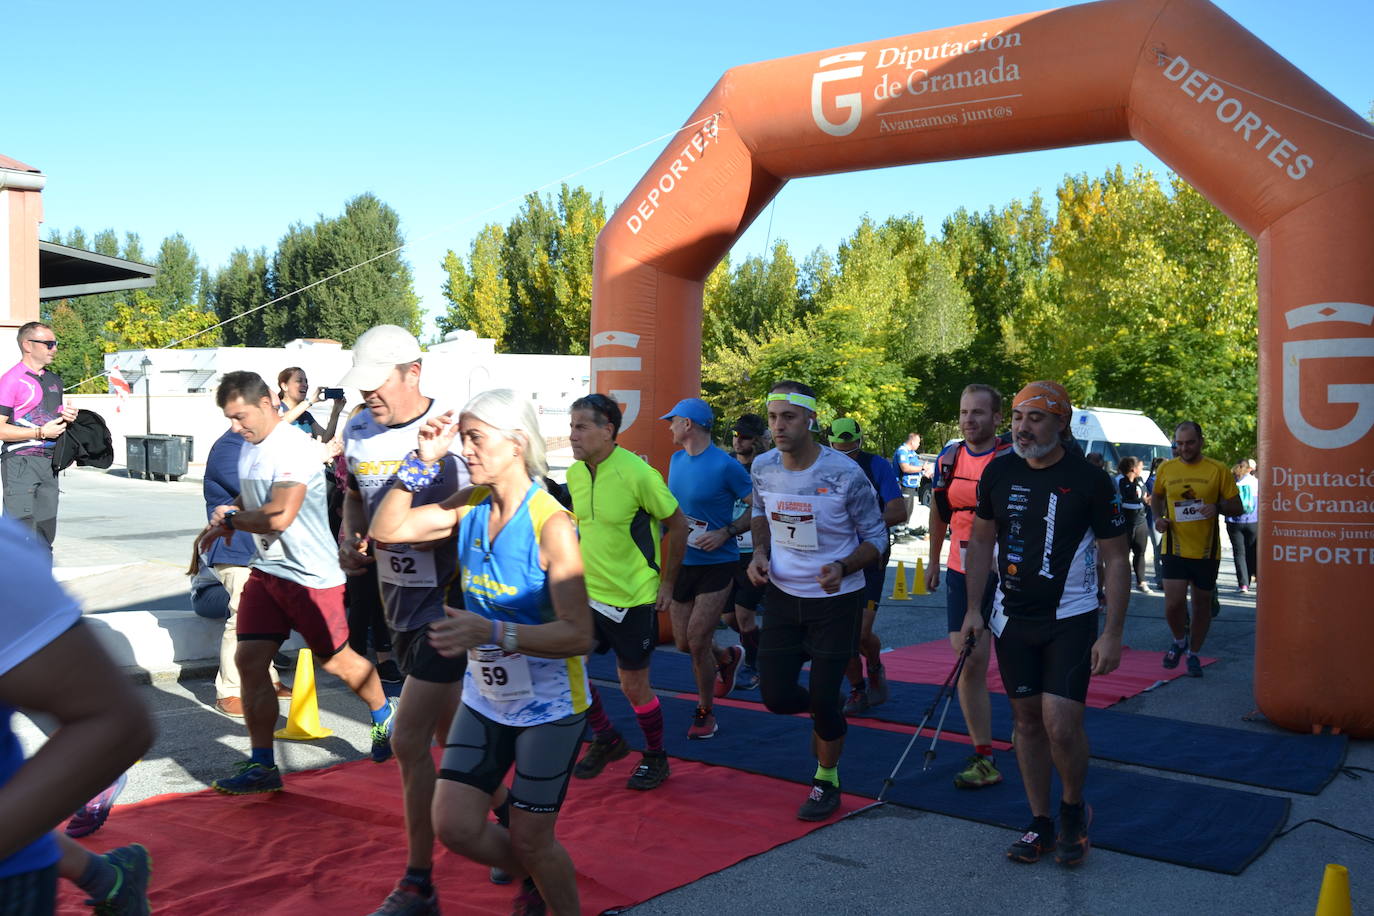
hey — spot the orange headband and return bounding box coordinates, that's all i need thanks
[1012,380,1071,417]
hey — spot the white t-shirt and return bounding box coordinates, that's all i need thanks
[237,422,344,589]
[750,446,888,599]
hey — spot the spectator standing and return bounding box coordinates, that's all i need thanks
[0,322,78,548]
[1225,461,1259,593]
[893,431,924,535]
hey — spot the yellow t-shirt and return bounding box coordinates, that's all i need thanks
[1153,456,1239,560]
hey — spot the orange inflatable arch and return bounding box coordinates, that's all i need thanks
[590,0,1374,737]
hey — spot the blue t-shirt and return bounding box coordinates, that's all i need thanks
[668,444,753,566]
[856,452,902,506]
[894,444,922,488]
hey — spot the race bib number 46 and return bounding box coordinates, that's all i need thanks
[469,646,534,702]
[1173,499,1206,522]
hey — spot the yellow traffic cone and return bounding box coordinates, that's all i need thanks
[913,558,929,596]
[275,648,333,740]
[890,561,910,600]
[1315,864,1352,916]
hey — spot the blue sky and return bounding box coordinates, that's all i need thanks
[5,0,1370,339]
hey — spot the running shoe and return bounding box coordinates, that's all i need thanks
[66,771,128,837]
[1137,582,1154,594]
[1162,643,1185,669]
[1186,654,1204,678]
[489,867,513,886]
[842,686,870,717]
[573,735,630,779]
[953,754,1003,789]
[212,761,283,795]
[626,752,670,790]
[372,696,400,763]
[714,645,744,698]
[1007,817,1055,864]
[87,843,151,915]
[735,663,760,690]
[796,779,841,821]
[1238,584,1249,594]
[1055,803,1093,866]
[369,879,440,916]
[377,659,404,685]
[867,663,889,707]
[686,706,717,739]
[511,877,547,916]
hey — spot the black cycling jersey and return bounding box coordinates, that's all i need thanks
[975,450,1125,621]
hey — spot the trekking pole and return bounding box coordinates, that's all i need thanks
[922,640,973,770]
[877,635,975,803]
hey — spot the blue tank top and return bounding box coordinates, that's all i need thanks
[455,483,589,726]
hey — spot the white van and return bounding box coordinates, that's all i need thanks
[1070,406,1172,472]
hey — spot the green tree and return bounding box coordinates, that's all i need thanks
[150,233,201,314]
[104,294,221,351]
[439,225,509,342]
[269,194,420,346]
[209,248,272,346]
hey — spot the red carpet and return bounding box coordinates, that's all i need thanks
[59,750,860,915]
[879,639,1210,708]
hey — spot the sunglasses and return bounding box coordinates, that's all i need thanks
[25,339,57,350]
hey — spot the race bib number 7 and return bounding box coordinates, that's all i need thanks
[768,509,818,551]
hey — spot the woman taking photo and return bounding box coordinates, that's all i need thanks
[370,389,592,916]
[277,366,345,443]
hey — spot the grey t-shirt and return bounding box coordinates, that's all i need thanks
[237,423,344,589]
[344,401,469,631]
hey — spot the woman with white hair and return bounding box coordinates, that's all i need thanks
[370,388,593,916]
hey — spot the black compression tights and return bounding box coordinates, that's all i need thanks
[758,648,850,741]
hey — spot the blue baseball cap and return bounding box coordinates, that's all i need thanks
[659,397,714,427]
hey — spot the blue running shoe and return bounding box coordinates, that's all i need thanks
[66,771,129,837]
[372,696,400,763]
[87,843,151,915]
[212,761,283,795]
[735,663,760,690]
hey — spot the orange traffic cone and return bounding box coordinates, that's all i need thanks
[275,648,333,740]
[1315,863,1352,916]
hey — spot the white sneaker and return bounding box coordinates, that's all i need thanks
[1137,583,1154,594]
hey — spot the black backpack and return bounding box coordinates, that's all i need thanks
[931,433,1012,520]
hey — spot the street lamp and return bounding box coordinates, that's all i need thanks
[141,354,152,435]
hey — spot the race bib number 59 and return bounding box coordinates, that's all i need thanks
[469,646,533,702]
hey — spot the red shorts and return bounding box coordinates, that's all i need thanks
[237,569,349,658]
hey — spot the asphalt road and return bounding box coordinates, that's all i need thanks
[17,467,1371,914]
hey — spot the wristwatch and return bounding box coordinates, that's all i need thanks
[223,509,239,530]
[501,621,519,653]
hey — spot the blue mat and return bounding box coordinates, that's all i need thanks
[596,690,1290,875]
[585,650,1347,794]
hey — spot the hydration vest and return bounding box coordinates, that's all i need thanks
[931,433,1013,521]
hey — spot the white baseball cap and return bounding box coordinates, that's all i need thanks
[338,325,422,391]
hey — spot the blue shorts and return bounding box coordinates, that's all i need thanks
[945,568,997,632]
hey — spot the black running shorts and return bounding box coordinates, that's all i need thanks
[392,622,468,684]
[994,610,1099,703]
[1160,555,1220,590]
[438,704,586,814]
[591,603,657,671]
[730,556,765,611]
[672,562,734,603]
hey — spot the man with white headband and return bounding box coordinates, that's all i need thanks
[747,381,887,821]
[960,380,1128,868]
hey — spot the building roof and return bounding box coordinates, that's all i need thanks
[0,154,40,172]
[39,241,157,301]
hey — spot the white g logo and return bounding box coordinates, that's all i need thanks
[811,51,867,137]
[1282,303,1374,450]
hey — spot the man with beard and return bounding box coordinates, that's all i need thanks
[961,381,1128,867]
[926,384,1012,790]
[748,382,886,820]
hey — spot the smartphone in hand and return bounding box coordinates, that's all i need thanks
[322,388,345,400]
